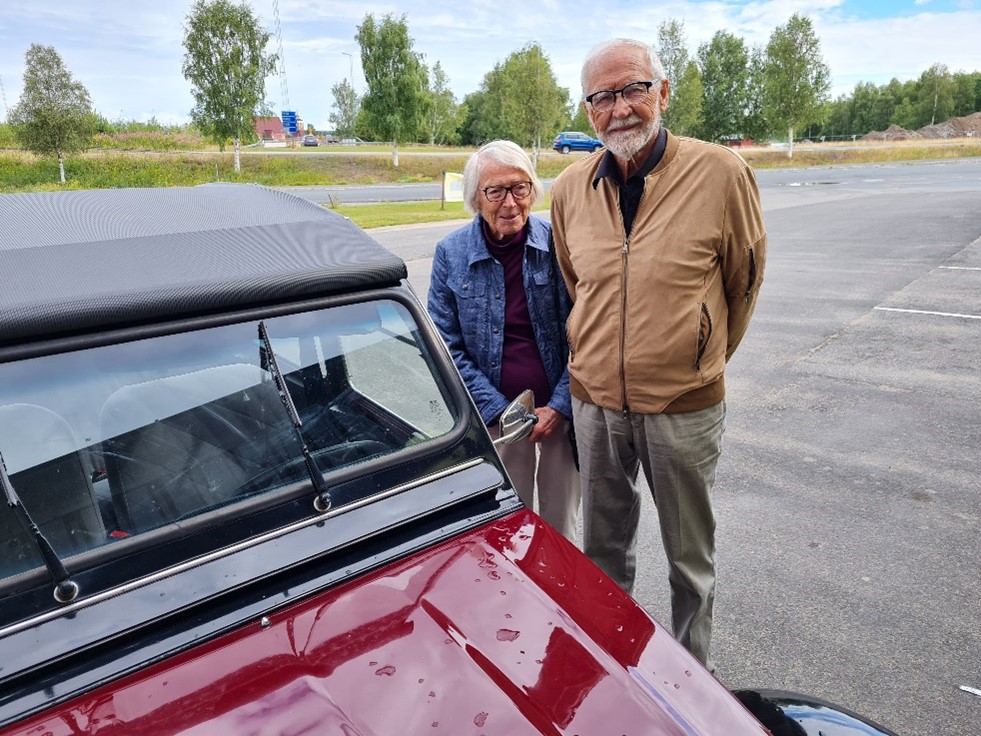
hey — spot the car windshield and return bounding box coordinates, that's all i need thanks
[0,299,456,583]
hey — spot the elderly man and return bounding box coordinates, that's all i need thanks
[550,38,766,668]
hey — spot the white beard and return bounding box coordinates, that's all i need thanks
[599,114,659,159]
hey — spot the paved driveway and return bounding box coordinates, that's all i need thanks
[372,159,981,736]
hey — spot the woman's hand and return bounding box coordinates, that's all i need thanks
[528,406,563,443]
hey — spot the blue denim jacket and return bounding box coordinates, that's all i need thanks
[428,215,573,425]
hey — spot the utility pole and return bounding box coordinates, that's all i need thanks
[272,0,291,143]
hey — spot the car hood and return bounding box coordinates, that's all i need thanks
[3,511,765,735]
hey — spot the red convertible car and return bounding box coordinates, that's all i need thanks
[0,185,897,735]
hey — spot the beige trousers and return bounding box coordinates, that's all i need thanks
[493,420,581,543]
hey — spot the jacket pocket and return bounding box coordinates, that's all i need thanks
[744,247,757,305]
[695,303,713,371]
[566,302,581,360]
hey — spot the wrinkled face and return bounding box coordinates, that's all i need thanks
[477,160,533,242]
[584,44,669,160]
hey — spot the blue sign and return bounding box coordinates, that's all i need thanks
[281,110,298,134]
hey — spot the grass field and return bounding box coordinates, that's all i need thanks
[2,138,979,227]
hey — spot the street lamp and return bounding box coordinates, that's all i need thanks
[342,52,353,83]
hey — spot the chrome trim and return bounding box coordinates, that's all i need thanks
[0,458,489,640]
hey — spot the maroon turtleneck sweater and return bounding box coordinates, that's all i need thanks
[482,220,551,406]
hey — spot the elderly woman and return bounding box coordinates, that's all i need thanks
[428,140,580,541]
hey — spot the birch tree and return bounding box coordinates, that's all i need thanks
[8,44,95,183]
[182,0,276,172]
[761,14,831,157]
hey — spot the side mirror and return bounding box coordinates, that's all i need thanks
[493,389,538,446]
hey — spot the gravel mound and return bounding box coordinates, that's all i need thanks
[916,111,981,139]
[862,112,981,141]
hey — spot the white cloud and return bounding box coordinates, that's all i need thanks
[1,1,978,129]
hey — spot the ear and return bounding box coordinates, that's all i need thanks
[658,80,670,113]
[657,79,671,112]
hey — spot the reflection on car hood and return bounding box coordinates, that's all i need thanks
[4,511,766,735]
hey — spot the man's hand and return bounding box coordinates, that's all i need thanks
[528,406,563,444]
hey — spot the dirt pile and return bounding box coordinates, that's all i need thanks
[916,111,981,139]
[862,112,981,141]
[862,124,921,141]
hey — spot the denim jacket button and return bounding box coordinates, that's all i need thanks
[493,327,499,334]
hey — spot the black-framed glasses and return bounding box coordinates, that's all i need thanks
[482,181,533,203]
[585,81,656,112]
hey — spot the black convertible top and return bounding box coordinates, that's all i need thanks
[0,184,407,349]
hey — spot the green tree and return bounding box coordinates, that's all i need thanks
[670,61,704,137]
[328,79,360,137]
[743,46,770,142]
[951,72,978,117]
[761,13,830,157]
[568,99,592,135]
[915,64,955,128]
[884,78,918,131]
[697,31,751,142]
[469,43,569,166]
[424,61,461,145]
[819,95,853,140]
[181,0,276,173]
[459,90,493,145]
[356,13,427,167]
[8,44,95,183]
[656,18,690,133]
[892,98,918,131]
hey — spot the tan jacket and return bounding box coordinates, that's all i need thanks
[551,131,766,413]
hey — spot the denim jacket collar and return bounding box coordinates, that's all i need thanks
[465,215,550,267]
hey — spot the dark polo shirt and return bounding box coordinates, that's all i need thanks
[592,125,667,236]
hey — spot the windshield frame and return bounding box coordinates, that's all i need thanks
[0,286,475,604]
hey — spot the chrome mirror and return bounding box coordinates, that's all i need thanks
[493,389,537,446]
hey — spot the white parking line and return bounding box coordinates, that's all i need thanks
[939,266,981,271]
[874,306,981,320]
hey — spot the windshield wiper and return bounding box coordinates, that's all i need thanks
[258,321,332,513]
[1,450,80,603]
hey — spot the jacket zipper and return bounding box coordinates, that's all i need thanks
[620,232,630,414]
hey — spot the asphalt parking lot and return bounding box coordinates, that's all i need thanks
[371,158,981,736]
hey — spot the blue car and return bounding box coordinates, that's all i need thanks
[552,131,604,153]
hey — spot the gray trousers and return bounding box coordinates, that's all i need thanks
[572,397,725,668]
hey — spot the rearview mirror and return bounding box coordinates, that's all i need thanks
[493,389,537,446]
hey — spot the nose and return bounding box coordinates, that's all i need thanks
[611,92,633,117]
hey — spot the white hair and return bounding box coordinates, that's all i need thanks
[461,140,545,215]
[580,38,666,96]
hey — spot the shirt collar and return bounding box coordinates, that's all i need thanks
[592,125,668,189]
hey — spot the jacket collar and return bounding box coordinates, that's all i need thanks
[464,214,550,266]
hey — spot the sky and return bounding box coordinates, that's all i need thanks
[0,0,978,131]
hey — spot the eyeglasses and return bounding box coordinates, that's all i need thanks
[585,81,656,112]
[482,181,533,203]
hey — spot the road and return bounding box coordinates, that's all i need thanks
[280,154,981,204]
[365,158,981,736]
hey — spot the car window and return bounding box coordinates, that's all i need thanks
[0,299,457,583]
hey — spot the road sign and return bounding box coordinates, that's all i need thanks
[281,111,298,134]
